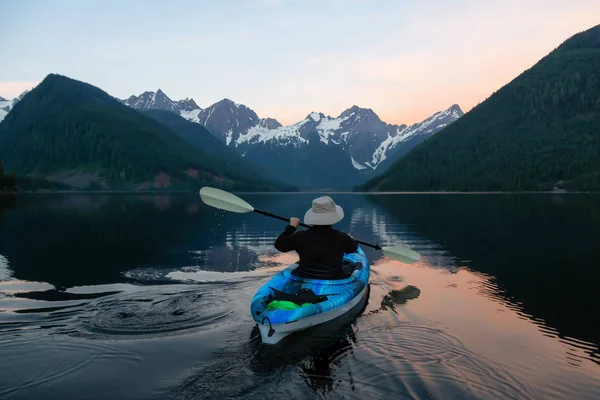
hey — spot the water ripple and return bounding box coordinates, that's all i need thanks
[357,323,536,399]
[72,288,235,338]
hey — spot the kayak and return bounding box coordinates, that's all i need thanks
[250,246,370,345]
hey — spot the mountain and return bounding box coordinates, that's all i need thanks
[223,104,461,188]
[371,104,464,171]
[258,117,282,130]
[121,91,283,145]
[235,104,463,170]
[0,74,289,192]
[122,89,461,171]
[175,98,200,112]
[0,98,9,122]
[141,109,294,190]
[190,99,264,145]
[120,89,181,113]
[236,131,363,189]
[121,91,462,189]
[360,24,600,192]
[17,90,30,101]
[0,91,28,123]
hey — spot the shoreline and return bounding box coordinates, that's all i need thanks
[2,190,599,196]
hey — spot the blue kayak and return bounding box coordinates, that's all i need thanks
[250,246,370,344]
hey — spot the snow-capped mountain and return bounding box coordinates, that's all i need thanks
[121,88,463,185]
[234,104,463,170]
[121,90,283,145]
[175,98,199,112]
[183,99,267,145]
[119,89,181,113]
[368,104,464,170]
[258,117,282,130]
[0,90,29,123]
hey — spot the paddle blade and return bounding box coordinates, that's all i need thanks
[381,246,421,264]
[199,187,254,213]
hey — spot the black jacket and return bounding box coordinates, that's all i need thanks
[274,225,358,271]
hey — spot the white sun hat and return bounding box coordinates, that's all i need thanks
[303,196,344,225]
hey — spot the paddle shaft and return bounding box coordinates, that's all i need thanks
[252,208,383,251]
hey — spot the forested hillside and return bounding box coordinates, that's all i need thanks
[0,74,289,191]
[359,24,600,192]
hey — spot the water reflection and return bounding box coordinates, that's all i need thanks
[380,285,421,312]
[367,193,600,349]
[2,194,600,349]
[1,193,600,399]
[164,285,368,399]
[248,289,367,396]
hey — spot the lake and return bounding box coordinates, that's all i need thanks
[1,193,599,399]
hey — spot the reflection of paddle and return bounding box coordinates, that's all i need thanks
[199,186,421,264]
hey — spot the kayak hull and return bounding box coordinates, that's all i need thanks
[256,283,369,344]
[251,247,370,345]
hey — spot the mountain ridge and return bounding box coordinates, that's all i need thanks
[120,88,463,171]
[0,91,29,122]
[358,24,600,192]
[0,74,290,192]
[2,79,462,190]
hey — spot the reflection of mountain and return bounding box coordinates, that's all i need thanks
[349,206,456,268]
[0,194,419,287]
[0,195,226,287]
[0,196,16,222]
[368,194,600,348]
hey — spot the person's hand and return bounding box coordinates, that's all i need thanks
[290,217,300,228]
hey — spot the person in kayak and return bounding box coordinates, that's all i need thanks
[274,196,358,279]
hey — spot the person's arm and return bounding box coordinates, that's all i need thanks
[342,232,359,254]
[274,217,300,252]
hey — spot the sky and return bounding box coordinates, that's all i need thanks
[1,0,599,125]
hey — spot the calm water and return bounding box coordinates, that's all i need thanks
[0,193,599,399]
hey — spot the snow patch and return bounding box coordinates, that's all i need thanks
[367,105,461,168]
[225,129,234,146]
[351,156,368,170]
[0,108,7,122]
[310,112,321,121]
[203,107,215,125]
[180,109,202,123]
[317,115,345,132]
[370,133,394,166]
[238,124,306,148]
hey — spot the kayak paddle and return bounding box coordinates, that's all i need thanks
[199,186,421,264]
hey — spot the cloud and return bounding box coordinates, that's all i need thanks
[0,81,39,99]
